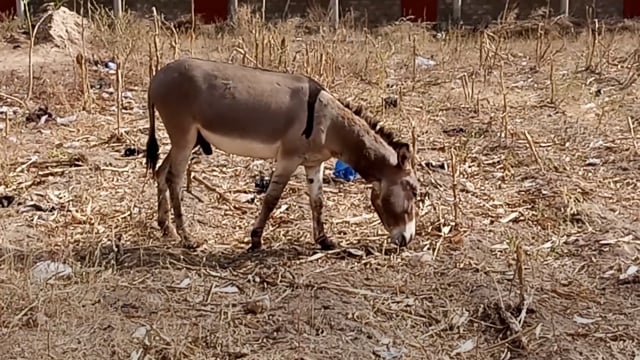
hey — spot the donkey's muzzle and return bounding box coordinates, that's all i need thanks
[391,233,412,247]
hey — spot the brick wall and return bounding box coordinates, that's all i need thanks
[25,0,625,27]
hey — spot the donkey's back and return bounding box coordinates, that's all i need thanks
[148,58,323,159]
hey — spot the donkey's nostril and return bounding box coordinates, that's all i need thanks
[398,234,408,247]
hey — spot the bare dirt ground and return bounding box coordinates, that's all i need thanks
[1,6,640,360]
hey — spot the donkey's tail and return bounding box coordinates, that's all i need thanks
[145,95,160,176]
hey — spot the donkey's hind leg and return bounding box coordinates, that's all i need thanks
[166,143,203,250]
[156,149,178,239]
[304,162,336,250]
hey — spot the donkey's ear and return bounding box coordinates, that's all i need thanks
[396,143,411,169]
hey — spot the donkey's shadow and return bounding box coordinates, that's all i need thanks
[74,241,315,271]
[73,236,396,271]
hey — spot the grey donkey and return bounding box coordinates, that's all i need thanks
[145,57,419,252]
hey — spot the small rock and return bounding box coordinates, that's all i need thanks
[31,260,73,283]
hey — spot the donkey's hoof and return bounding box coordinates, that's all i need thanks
[161,225,179,240]
[179,233,203,250]
[316,235,337,251]
[247,240,262,253]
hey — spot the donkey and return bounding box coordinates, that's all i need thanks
[145,57,419,252]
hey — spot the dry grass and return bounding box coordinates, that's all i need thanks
[1,4,640,359]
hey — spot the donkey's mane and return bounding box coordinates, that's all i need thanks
[338,99,409,152]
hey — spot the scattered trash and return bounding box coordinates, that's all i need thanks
[254,174,271,194]
[373,345,406,360]
[333,159,358,182]
[346,248,365,257]
[25,105,53,125]
[594,88,603,97]
[449,308,470,328]
[383,96,398,109]
[212,285,240,294]
[573,315,598,325]
[430,21,449,34]
[55,115,77,125]
[442,127,466,136]
[130,349,144,360]
[245,295,270,314]
[105,60,117,71]
[402,251,433,264]
[451,338,475,355]
[423,160,447,171]
[0,194,15,208]
[31,260,73,283]
[93,77,112,90]
[18,202,56,213]
[123,147,142,157]
[131,325,150,339]
[584,158,602,167]
[620,265,638,280]
[415,56,436,68]
[499,212,520,224]
[234,193,256,203]
[0,105,19,116]
[599,235,634,245]
[175,277,192,288]
[582,103,597,110]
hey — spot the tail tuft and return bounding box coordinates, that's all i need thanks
[145,98,159,175]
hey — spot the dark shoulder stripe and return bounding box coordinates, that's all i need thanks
[303,77,325,139]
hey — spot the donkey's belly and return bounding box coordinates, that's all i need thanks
[198,127,280,159]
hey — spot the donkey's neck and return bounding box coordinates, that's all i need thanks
[327,114,398,183]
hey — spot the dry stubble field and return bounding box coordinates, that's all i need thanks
[1,6,640,360]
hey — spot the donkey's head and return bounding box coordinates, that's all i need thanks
[370,143,419,247]
[339,99,420,247]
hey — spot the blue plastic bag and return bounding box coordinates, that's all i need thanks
[333,159,358,182]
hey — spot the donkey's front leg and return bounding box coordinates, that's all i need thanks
[248,158,299,252]
[304,163,336,250]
